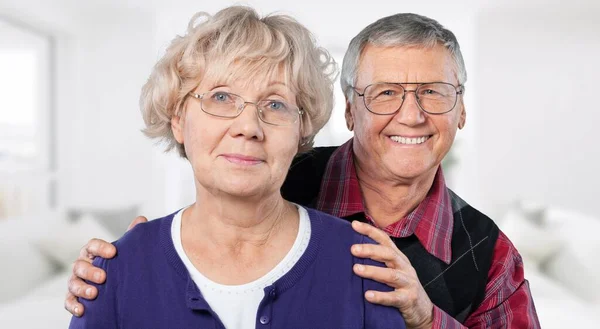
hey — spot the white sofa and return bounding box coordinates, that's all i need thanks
[1,204,598,328]
[498,203,600,328]
[0,210,117,329]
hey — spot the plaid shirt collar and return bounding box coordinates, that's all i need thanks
[316,138,454,264]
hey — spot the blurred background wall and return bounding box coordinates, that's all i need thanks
[1,0,599,327]
[2,0,598,220]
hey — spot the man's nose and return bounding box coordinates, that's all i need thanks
[394,90,426,126]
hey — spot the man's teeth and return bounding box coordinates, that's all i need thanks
[390,136,429,145]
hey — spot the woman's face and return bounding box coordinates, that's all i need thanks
[172,70,302,200]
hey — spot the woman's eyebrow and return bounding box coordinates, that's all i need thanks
[264,81,295,96]
[266,81,290,89]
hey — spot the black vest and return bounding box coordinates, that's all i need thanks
[282,147,499,323]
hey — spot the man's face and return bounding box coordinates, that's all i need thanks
[346,44,466,182]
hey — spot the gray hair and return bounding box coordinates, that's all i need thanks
[340,13,467,102]
[140,6,337,157]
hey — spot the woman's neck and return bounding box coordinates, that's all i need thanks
[185,189,296,249]
[180,189,299,284]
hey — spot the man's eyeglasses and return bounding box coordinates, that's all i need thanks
[353,82,464,115]
[188,91,303,126]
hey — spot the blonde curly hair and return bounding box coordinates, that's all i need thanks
[140,6,337,157]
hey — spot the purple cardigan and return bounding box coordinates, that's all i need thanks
[69,208,406,329]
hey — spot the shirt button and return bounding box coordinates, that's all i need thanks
[259,315,270,324]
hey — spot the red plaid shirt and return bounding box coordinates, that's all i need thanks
[316,139,540,329]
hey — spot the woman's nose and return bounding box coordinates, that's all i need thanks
[228,103,265,141]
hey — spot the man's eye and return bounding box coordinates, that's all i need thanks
[381,90,396,96]
[420,89,442,96]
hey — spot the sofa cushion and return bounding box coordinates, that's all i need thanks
[0,272,72,329]
[35,213,118,268]
[542,208,600,303]
[0,216,58,304]
[498,206,563,268]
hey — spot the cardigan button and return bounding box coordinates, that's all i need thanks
[259,315,270,324]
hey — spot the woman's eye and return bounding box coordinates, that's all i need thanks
[212,92,230,102]
[268,101,285,110]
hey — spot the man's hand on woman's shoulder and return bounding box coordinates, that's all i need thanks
[64,216,148,316]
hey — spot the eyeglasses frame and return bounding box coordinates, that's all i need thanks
[188,91,304,126]
[352,82,464,115]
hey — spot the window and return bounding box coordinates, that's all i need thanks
[0,18,54,219]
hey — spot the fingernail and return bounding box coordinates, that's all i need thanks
[366,291,375,299]
[86,287,93,297]
[355,264,364,272]
[353,245,362,253]
[74,307,79,315]
[93,272,101,281]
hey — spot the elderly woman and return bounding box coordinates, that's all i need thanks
[68,6,405,329]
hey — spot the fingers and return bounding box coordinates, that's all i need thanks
[64,291,84,317]
[68,267,99,300]
[351,220,396,248]
[363,283,435,329]
[351,241,410,267]
[127,216,148,231]
[66,267,99,317]
[72,259,106,285]
[351,243,402,266]
[363,289,412,308]
[353,263,409,288]
[81,238,116,259]
[350,223,435,328]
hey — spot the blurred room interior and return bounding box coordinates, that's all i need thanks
[1,0,599,327]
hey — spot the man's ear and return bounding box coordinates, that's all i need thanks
[171,113,184,144]
[345,100,354,131]
[458,106,466,130]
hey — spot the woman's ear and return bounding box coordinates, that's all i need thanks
[300,111,314,140]
[171,113,184,144]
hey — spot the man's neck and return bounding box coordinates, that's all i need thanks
[355,160,438,228]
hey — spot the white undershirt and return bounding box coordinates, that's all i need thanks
[171,205,311,329]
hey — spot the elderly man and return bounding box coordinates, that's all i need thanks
[65,13,539,328]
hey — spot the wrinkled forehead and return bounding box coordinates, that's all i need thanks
[357,44,459,85]
[201,55,297,94]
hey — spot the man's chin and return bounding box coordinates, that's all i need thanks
[384,158,438,182]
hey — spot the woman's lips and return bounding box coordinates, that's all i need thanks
[220,153,264,165]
